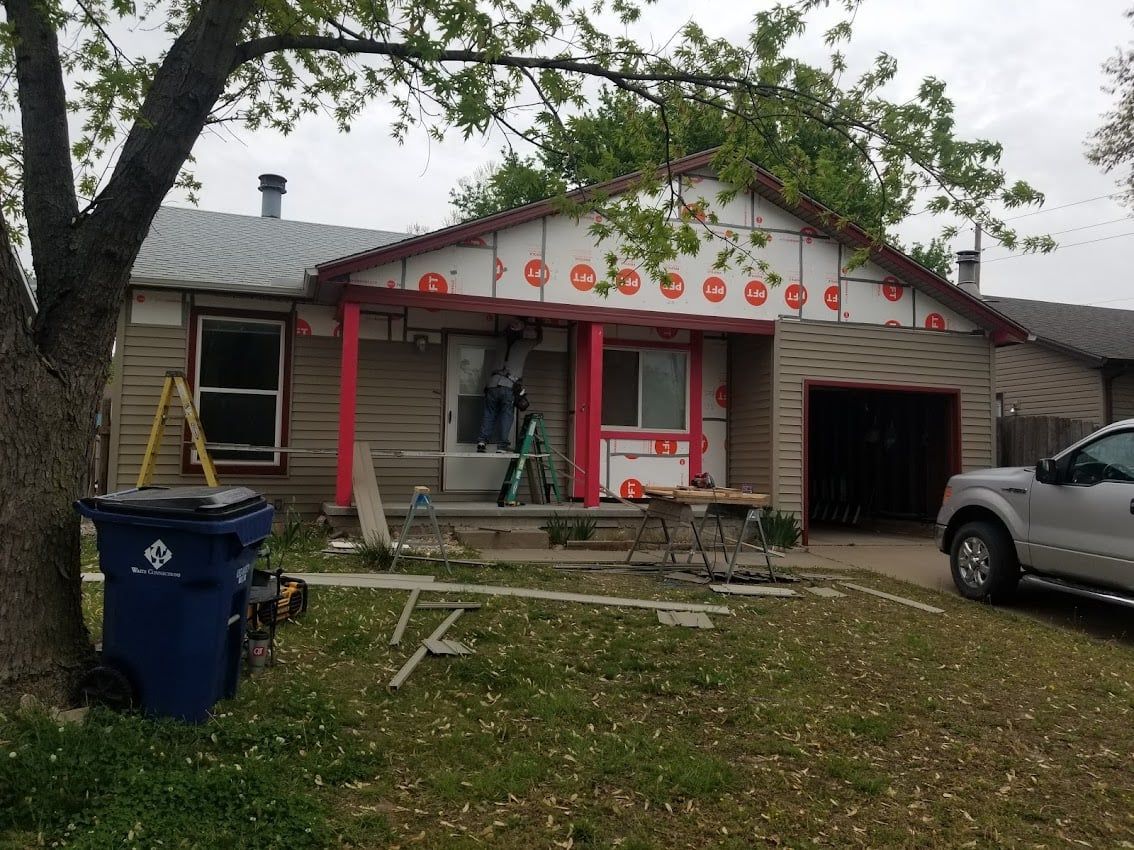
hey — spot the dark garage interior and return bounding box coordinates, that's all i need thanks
[807,386,957,525]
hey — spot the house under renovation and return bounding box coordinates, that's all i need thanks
[105,151,1027,539]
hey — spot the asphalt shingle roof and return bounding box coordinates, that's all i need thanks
[985,295,1134,362]
[132,206,406,292]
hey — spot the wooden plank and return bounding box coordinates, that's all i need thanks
[389,609,464,691]
[288,573,434,587]
[388,587,422,647]
[803,586,847,598]
[305,576,731,614]
[709,584,797,597]
[839,582,945,614]
[352,440,390,545]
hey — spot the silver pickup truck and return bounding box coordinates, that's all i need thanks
[935,419,1134,607]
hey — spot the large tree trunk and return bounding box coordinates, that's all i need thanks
[0,344,105,699]
[0,0,256,700]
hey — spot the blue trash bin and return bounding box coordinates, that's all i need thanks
[76,486,274,722]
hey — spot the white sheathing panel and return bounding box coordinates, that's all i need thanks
[840,279,915,327]
[495,219,547,300]
[404,245,495,299]
[606,443,689,496]
[702,419,727,486]
[343,169,988,337]
[701,337,728,486]
[915,298,975,333]
[130,289,183,326]
[800,236,840,321]
[296,305,394,340]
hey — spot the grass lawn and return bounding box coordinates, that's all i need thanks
[3,551,1134,849]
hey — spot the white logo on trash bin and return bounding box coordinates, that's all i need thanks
[144,539,173,570]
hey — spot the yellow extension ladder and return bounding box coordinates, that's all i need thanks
[137,370,219,487]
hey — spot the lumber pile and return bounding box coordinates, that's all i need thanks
[642,485,771,507]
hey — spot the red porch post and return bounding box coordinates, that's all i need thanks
[582,322,603,507]
[689,331,703,479]
[334,301,361,506]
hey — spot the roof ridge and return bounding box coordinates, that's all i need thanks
[155,204,406,236]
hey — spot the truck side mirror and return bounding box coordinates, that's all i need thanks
[1035,458,1059,485]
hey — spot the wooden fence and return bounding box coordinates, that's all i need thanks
[997,415,1098,467]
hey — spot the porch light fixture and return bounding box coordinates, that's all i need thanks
[412,334,429,353]
[1008,402,1020,415]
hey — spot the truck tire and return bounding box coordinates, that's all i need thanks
[950,520,1020,604]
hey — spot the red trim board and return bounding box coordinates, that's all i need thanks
[334,301,361,506]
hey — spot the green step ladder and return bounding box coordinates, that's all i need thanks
[497,413,564,507]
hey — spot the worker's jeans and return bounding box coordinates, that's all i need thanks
[478,385,514,449]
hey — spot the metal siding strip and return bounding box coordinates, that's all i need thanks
[540,217,548,302]
[388,587,422,646]
[389,608,464,690]
[839,582,945,614]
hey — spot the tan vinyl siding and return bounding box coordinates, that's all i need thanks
[772,320,995,517]
[728,334,773,494]
[523,349,571,458]
[995,343,1104,423]
[1111,372,1134,422]
[111,310,571,515]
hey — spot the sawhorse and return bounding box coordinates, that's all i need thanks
[624,498,713,574]
[687,503,776,584]
[391,486,451,573]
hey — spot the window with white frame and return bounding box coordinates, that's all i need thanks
[193,315,287,466]
[601,348,688,430]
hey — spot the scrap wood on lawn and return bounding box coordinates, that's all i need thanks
[3,559,1134,849]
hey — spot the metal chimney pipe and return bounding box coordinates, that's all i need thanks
[258,173,287,219]
[956,249,981,298]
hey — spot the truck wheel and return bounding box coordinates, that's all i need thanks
[950,521,1019,604]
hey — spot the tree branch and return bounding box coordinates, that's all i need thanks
[3,0,80,309]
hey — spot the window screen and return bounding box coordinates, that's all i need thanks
[601,348,687,430]
[641,351,686,429]
[196,317,285,463]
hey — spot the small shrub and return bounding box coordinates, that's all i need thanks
[265,506,328,558]
[354,535,395,570]
[570,516,597,541]
[761,508,802,549]
[545,513,572,546]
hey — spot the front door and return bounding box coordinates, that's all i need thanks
[444,335,510,492]
[1029,427,1134,591]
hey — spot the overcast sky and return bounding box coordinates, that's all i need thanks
[172,0,1134,308]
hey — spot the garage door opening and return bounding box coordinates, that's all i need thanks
[805,383,960,532]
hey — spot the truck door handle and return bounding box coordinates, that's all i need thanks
[448,410,452,424]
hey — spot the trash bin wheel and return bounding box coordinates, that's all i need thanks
[74,665,137,712]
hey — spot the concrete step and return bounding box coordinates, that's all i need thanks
[455,528,549,549]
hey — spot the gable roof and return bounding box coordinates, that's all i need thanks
[132,205,406,294]
[314,148,1028,343]
[983,295,1134,364]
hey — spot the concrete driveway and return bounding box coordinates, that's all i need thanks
[789,529,1134,646]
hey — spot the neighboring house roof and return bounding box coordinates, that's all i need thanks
[984,296,1134,364]
[315,148,1029,344]
[132,205,406,294]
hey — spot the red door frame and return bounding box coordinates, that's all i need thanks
[801,379,963,543]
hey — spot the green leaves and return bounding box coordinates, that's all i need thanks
[0,0,1053,275]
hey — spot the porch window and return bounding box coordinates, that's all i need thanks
[601,348,687,430]
[190,314,289,470]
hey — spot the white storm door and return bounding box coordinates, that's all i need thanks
[444,336,510,492]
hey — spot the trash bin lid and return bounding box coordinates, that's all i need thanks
[89,486,266,518]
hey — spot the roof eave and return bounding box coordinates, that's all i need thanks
[129,274,312,298]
